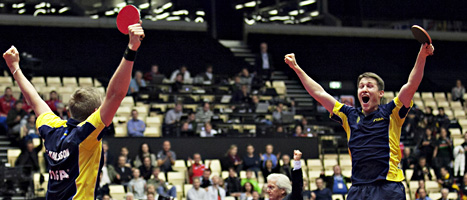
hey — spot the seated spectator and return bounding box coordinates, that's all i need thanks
[293,125,306,137]
[232,84,252,104]
[96,172,110,199]
[422,106,436,131]
[20,98,32,113]
[240,182,254,200]
[241,169,261,193]
[20,113,39,142]
[262,159,279,181]
[188,153,206,183]
[171,73,184,93]
[416,188,432,200]
[157,140,176,174]
[452,79,465,106]
[231,76,242,93]
[401,147,416,173]
[320,165,351,195]
[411,157,433,181]
[280,154,292,179]
[206,175,226,200]
[274,125,287,137]
[459,174,467,199]
[252,191,260,200]
[221,144,243,173]
[225,167,242,197]
[418,128,436,167]
[302,179,312,200]
[127,70,147,98]
[53,102,69,120]
[139,156,154,180]
[433,127,453,170]
[146,186,156,200]
[243,144,261,174]
[187,177,206,200]
[415,179,426,199]
[144,64,162,82]
[439,188,450,200]
[125,192,134,200]
[128,169,146,199]
[6,101,27,136]
[272,102,296,124]
[170,65,191,82]
[100,155,117,189]
[147,167,174,198]
[127,109,146,137]
[102,194,112,200]
[239,68,252,87]
[262,144,279,169]
[45,90,61,112]
[164,102,183,136]
[200,169,212,188]
[114,155,133,188]
[311,178,332,200]
[15,139,42,176]
[119,146,133,168]
[436,107,450,132]
[134,143,157,168]
[200,122,218,137]
[0,87,16,132]
[196,102,213,123]
[102,141,115,167]
[438,167,456,191]
[201,64,214,83]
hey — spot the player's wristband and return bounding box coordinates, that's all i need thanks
[293,160,301,170]
[123,46,137,61]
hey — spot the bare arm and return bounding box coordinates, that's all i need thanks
[285,54,336,113]
[3,46,51,116]
[398,44,434,107]
[100,24,145,126]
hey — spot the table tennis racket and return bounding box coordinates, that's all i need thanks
[411,25,432,44]
[116,5,140,35]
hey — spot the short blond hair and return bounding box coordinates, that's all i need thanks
[69,87,102,121]
[357,72,385,91]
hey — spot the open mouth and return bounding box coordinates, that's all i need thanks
[362,96,370,103]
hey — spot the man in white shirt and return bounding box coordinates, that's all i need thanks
[187,177,206,200]
[170,65,191,82]
[206,175,226,200]
[128,169,147,199]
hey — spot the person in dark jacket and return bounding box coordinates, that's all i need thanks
[266,150,303,200]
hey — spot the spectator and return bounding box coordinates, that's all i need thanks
[416,188,432,200]
[196,102,213,123]
[415,179,426,199]
[279,154,292,179]
[187,177,206,200]
[422,106,437,131]
[239,68,252,87]
[293,125,306,137]
[102,194,112,200]
[157,140,176,173]
[401,147,417,173]
[45,90,61,112]
[127,70,146,97]
[232,84,252,104]
[139,156,154,180]
[206,175,226,200]
[119,146,133,168]
[53,102,69,120]
[433,128,453,169]
[272,102,296,124]
[225,167,242,197]
[440,188,450,200]
[169,65,191,82]
[6,101,27,136]
[240,182,255,200]
[100,155,117,189]
[147,167,175,197]
[200,122,218,137]
[200,169,212,188]
[171,73,184,93]
[411,157,433,181]
[262,144,279,168]
[20,114,39,142]
[452,79,465,106]
[266,150,303,200]
[243,144,261,174]
[20,98,32,113]
[15,139,42,177]
[436,107,450,132]
[114,155,133,188]
[128,169,146,199]
[274,125,287,138]
[262,159,279,181]
[134,143,157,168]
[311,178,332,200]
[144,64,162,82]
[188,153,206,183]
[319,165,351,196]
[231,76,242,93]
[147,192,156,200]
[252,191,260,200]
[97,172,110,200]
[437,167,456,191]
[418,128,436,167]
[221,144,243,173]
[201,64,214,83]
[302,179,312,200]
[254,42,274,81]
[127,109,146,137]
[459,174,467,199]
[125,192,134,200]
[164,102,183,136]
[0,87,16,132]
[102,141,115,166]
[454,136,466,178]
[241,169,261,193]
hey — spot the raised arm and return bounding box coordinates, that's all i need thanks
[3,47,51,116]
[100,24,145,126]
[398,43,434,107]
[285,54,336,113]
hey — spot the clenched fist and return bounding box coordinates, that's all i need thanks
[3,46,20,72]
[128,23,145,51]
[284,53,298,70]
[293,150,302,161]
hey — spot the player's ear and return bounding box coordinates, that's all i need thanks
[378,90,384,98]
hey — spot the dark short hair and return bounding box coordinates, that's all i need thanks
[357,72,385,91]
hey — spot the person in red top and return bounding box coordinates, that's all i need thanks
[0,87,16,132]
[45,90,61,112]
[189,153,207,183]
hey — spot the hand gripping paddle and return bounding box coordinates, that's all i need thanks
[116,5,140,35]
[411,25,432,44]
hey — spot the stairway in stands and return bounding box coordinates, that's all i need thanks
[0,134,10,165]
[218,39,315,115]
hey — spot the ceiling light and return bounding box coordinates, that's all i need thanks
[244,1,256,7]
[196,11,205,16]
[195,17,204,23]
[268,10,278,15]
[59,7,69,13]
[299,0,316,6]
[235,4,244,10]
[162,2,172,10]
[156,12,169,20]
[17,3,25,8]
[90,15,99,19]
[300,16,311,23]
[18,9,26,14]
[154,8,163,14]
[35,2,46,9]
[289,10,298,16]
[105,10,115,16]
[270,16,290,21]
[310,11,319,17]
[116,2,126,8]
[139,3,149,9]
[166,16,180,21]
[172,10,188,15]
[34,9,46,16]
[245,18,255,25]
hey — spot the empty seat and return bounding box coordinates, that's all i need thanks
[62,77,78,87]
[7,149,21,167]
[121,96,135,107]
[144,126,161,137]
[78,77,94,87]
[47,77,62,87]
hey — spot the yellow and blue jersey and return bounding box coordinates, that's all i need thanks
[36,108,106,200]
[330,97,412,185]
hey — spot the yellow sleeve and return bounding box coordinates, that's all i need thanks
[78,108,106,150]
[36,111,66,129]
[391,97,413,126]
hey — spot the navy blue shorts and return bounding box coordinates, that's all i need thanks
[347,181,406,200]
